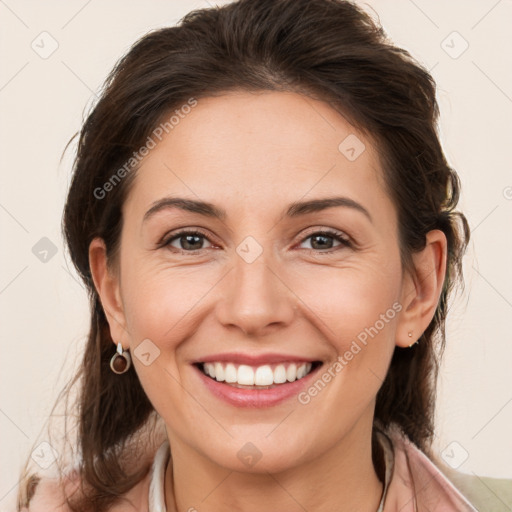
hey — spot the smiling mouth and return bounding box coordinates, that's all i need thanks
[196,361,322,389]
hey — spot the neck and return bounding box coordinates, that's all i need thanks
[164,421,383,512]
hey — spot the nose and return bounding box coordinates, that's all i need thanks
[215,251,296,337]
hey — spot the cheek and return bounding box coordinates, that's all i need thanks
[119,264,221,415]
[296,261,402,351]
[121,263,218,344]
[290,264,402,430]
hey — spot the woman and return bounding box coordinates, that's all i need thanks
[15,0,500,510]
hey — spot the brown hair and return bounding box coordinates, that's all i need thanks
[17,0,469,510]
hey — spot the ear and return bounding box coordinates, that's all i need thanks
[88,237,129,349]
[396,229,447,348]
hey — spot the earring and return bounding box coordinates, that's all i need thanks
[408,331,417,348]
[110,342,132,374]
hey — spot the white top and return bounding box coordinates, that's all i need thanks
[148,439,170,512]
[147,430,395,512]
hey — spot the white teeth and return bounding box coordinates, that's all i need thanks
[225,363,237,383]
[274,364,287,384]
[201,361,313,386]
[237,365,255,385]
[254,365,274,386]
[214,362,225,382]
[286,364,297,382]
[205,363,215,378]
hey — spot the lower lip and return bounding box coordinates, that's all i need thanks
[194,364,322,408]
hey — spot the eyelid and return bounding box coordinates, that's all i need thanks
[298,226,351,242]
[295,227,354,251]
[160,227,215,249]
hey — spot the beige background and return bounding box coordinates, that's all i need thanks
[1,0,511,509]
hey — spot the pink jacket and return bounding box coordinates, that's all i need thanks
[380,427,477,511]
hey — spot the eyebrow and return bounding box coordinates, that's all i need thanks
[143,196,372,223]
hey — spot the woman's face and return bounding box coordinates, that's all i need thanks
[101,91,418,472]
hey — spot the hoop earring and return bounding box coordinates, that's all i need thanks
[110,342,132,374]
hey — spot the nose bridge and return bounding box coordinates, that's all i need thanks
[215,238,295,335]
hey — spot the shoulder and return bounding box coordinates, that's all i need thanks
[19,468,152,512]
[18,472,78,512]
[386,426,512,511]
[433,461,512,512]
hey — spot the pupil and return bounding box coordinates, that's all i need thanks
[183,235,202,250]
[312,235,332,250]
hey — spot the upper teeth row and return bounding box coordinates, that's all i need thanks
[203,362,313,386]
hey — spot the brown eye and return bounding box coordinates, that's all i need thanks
[299,230,352,252]
[164,230,213,252]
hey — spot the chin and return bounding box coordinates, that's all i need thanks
[198,433,312,475]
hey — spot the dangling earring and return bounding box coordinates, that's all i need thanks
[408,331,417,348]
[110,342,132,374]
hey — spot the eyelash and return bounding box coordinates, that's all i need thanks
[161,228,353,255]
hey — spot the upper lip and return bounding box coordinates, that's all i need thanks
[193,352,320,366]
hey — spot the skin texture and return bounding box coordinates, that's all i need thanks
[89,91,447,512]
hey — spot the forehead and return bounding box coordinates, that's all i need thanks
[125,91,393,222]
